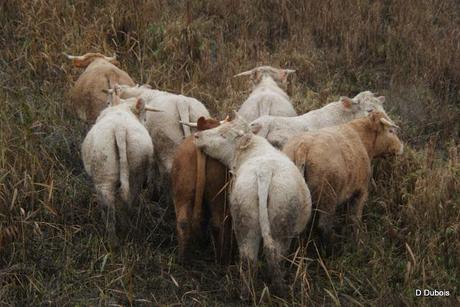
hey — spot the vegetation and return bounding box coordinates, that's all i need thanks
[0,0,459,305]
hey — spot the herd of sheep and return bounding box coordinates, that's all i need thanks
[64,52,403,299]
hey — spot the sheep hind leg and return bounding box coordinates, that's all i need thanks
[237,233,260,302]
[96,184,119,249]
[317,204,338,255]
[218,215,234,265]
[265,240,290,297]
[350,190,368,243]
[116,187,135,240]
[124,177,144,233]
[175,203,193,265]
[210,202,233,265]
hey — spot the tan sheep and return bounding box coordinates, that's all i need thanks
[64,52,135,122]
[282,112,403,247]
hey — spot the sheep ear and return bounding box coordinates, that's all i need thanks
[377,96,385,104]
[279,69,295,82]
[252,69,261,82]
[197,117,207,131]
[341,97,353,109]
[135,98,145,113]
[278,70,288,82]
[72,57,91,68]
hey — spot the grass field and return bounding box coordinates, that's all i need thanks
[0,0,459,305]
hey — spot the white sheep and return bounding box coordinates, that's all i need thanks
[250,91,386,148]
[194,113,311,299]
[114,84,210,193]
[82,94,159,246]
[235,66,297,122]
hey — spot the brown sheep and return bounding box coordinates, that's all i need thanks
[64,52,135,122]
[171,117,234,264]
[282,112,403,246]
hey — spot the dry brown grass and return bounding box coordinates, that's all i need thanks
[0,0,459,305]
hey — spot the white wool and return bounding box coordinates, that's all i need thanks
[194,118,312,290]
[250,90,386,148]
[81,98,154,242]
[238,70,297,122]
[117,85,210,188]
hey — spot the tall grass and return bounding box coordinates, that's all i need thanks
[0,0,459,305]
